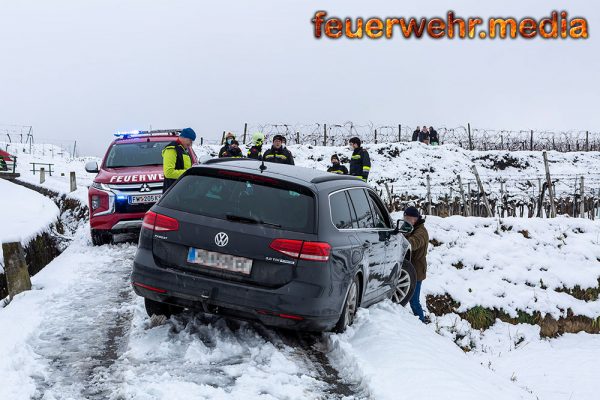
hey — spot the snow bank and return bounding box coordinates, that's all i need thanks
[413,215,600,319]
[0,179,59,271]
[328,301,534,400]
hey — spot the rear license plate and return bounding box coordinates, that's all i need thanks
[129,194,161,204]
[187,248,253,275]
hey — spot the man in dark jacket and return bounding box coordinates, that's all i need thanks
[162,128,195,192]
[223,140,244,158]
[218,132,236,157]
[263,135,294,165]
[348,137,371,181]
[412,128,420,141]
[327,154,348,174]
[403,206,429,323]
[429,126,439,145]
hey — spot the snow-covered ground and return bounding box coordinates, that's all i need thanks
[415,215,600,320]
[0,179,59,270]
[1,139,599,399]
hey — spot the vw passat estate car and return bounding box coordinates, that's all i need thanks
[132,159,416,332]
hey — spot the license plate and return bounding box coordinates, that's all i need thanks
[129,194,161,204]
[187,248,253,275]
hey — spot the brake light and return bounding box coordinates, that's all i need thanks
[133,282,167,293]
[257,310,304,321]
[142,211,179,232]
[269,239,331,262]
[218,170,278,185]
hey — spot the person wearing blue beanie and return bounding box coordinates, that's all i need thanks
[161,127,196,191]
[179,127,197,141]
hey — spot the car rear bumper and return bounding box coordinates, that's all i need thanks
[131,248,342,332]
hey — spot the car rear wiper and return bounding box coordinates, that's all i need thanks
[226,214,281,228]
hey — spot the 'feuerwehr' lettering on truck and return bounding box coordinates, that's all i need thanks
[109,174,164,183]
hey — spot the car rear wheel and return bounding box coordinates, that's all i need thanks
[91,229,113,246]
[144,298,183,319]
[391,260,417,307]
[334,275,360,333]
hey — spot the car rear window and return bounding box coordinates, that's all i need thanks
[159,171,316,233]
[105,141,172,168]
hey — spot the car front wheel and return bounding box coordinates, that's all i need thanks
[391,260,417,307]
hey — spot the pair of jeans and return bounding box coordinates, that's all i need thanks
[410,280,425,322]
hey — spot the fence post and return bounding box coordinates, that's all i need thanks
[580,176,585,218]
[200,137,204,146]
[72,140,77,158]
[586,131,589,151]
[471,165,493,217]
[221,131,226,145]
[398,125,402,142]
[530,130,534,151]
[467,182,472,216]
[426,174,432,215]
[243,123,248,144]
[70,172,77,192]
[296,131,300,144]
[40,167,45,184]
[374,129,378,144]
[2,242,32,298]
[323,124,327,146]
[542,151,557,217]
[457,175,469,217]
[384,182,393,211]
[467,123,473,150]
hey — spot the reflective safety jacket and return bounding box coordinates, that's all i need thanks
[263,146,294,165]
[327,164,348,175]
[349,147,371,181]
[247,145,263,160]
[162,140,192,191]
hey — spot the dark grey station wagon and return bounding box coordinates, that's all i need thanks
[131,159,416,332]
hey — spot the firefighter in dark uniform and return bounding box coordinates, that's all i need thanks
[162,128,195,192]
[327,154,348,174]
[263,135,294,165]
[348,137,371,181]
[218,132,236,158]
[247,132,264,160]
[225,140,244,158]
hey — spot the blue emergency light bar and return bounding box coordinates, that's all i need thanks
[114,129,181,139]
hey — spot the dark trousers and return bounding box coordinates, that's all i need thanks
[410,280,425,322]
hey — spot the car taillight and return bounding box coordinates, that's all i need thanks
[269,239,331,262]
[142,211,179,232]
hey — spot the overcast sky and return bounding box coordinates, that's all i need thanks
[1,0,598,156]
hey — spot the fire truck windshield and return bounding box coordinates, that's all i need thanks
[105,141,171,168]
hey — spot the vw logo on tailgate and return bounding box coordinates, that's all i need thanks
[215,232,229,247]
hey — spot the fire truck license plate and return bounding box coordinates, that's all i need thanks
[129,194,161,204]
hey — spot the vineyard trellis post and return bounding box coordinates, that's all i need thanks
[398,125,401,142]
[542,151,557,217]
[580,176,585,218]
[471,165,493,217]
[530,130,534,151]
[467,123,473,150]
[374,129,378,144]
[243,123,248,144]
[586,131,589,151]
[296,131,300,144]
[323,124,327,146]
[457,175,469,217]
[426,174,432,215]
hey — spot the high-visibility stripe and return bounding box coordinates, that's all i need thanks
[275,154,287,159]
[363,166,371,171]
[351,155,361,159]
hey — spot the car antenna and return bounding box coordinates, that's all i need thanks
[259,158,267,173]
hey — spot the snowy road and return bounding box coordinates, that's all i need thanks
[1,232,367,400]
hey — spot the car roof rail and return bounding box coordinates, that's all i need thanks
[310,175,364,184]
[203,158,255,165]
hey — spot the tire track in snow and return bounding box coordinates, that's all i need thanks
[30,241,137,400]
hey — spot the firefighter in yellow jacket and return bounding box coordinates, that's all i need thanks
[162,128,195,192]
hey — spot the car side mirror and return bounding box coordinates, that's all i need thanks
[85,161,99,174]
[395,219,413,235]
